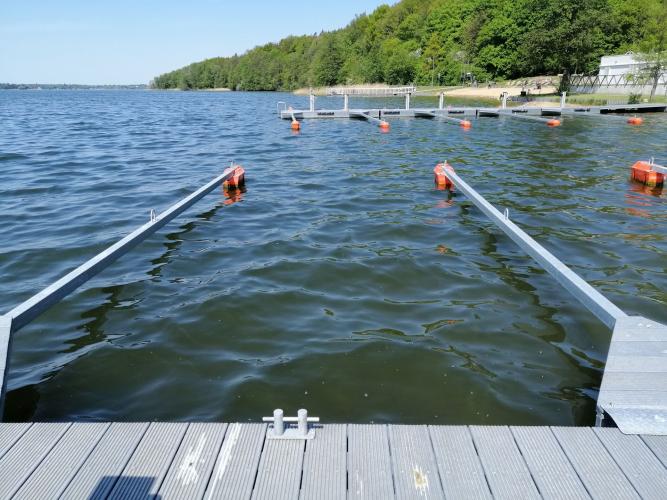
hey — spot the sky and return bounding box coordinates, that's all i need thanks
[1,0,390,85]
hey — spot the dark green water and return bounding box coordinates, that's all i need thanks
[1,90,666,425]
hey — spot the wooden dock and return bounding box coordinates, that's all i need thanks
[1,422,667,499]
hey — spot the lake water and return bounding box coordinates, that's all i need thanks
[1,90,666,425]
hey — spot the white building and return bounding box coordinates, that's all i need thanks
[598,53,646,77]
[570,52,666,94]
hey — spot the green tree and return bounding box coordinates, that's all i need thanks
[150,0,666,92]
[313,34,343,86]
[636,0,667,99]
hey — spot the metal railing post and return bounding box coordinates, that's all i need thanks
[561,91,567,108]
[439,92,445,110]
[405,93,411,110]
[343,94,349,111]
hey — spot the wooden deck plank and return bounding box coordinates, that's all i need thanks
[641,435,667,468]
[594,428,667,500]
[510,426,589,500]
[0,422,70,498]
[300,424,346,500]
[252,436,305,500]
[600,372,667,392]
[469,426,540,500]
[388,424,445,499]
[60,422,149,500]
[552,427,640,499]
[107,422,188,500]
[347,424,394,499]
[428,426,491,500]
[0,422,31,459]
[599,316,667,435]
[203,423,266,500]
[0,422,665,500]
[158,423,228,500]
[13,422,110,500]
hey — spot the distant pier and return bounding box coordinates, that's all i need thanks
[279,88,667,123]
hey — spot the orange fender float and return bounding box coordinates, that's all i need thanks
[460,120,472,129]
[434,162,455,189]
[291,120,301,131]
[223,165,246,190]
[379,120,390,131]
[630,161,664,187]
[546,119,561,127]
[627,116,643,125]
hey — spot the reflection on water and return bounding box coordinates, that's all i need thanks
[223,185,246,206]
[0,90,666,425]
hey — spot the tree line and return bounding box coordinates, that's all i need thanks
[152,0,667,91]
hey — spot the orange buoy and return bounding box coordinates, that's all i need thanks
[434,162,455,189]
[379,120,390,131]
[460,120,472,129]
[630,161,664,187]
[291,120,301,131]
[223,165,246,190]
[628,116,643,125]
[546,119,561,127]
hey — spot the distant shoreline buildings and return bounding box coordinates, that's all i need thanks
[569,52,666,95]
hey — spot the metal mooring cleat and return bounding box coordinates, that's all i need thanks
[263,409,319,440]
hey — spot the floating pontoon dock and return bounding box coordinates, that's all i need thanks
[1,159,667,498]
[279,90,667,123]
[1,422,667,499]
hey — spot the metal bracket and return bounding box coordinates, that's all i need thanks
[0,315,13,417]
[263,409,319,440]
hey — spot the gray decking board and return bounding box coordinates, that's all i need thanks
[469,426,540,500]
[598,316,667,435]
[552,427,641,499]
[204,423,266,500]
[600,372,667,391]
[3,422,667,499]
[0,422,31,459]
[300,424,346,500]
[107,422,189,500]
[510,426,589,500]
[428,426,491,500]
[347,424,394,499]
[594,428,667,500]
[0,422,71,498]
[641,435,667,468]
[158,422,228,499]
[60,422,150,500]
[13,422,110,500]
[252,434,305,500]
[388,424,445,499]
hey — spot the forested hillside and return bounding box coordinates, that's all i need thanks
[152,0,666,90]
